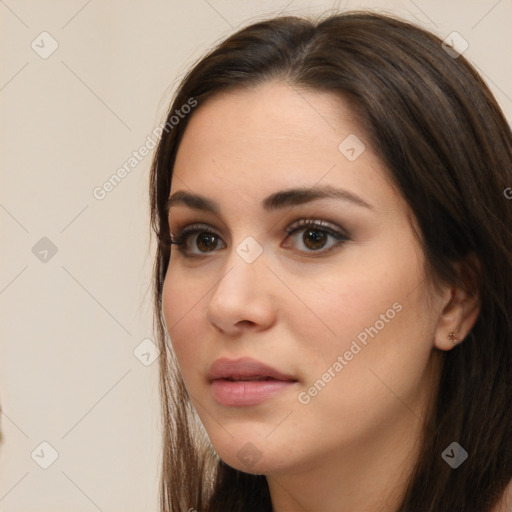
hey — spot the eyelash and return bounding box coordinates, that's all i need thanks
[167,219,349,258]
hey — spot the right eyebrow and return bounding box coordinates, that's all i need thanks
[166,190,220,215]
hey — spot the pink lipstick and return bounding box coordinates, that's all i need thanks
[208,357,297,407]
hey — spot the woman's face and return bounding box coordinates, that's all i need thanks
[162,81,446,476]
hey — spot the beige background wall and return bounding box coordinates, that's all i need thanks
[0,1,510,511]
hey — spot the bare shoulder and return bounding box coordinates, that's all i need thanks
[492,479,512,512]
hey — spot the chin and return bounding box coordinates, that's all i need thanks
[219,450,286,475]
[211,432,303,477]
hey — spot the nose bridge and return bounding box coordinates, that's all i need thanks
[215,235,267,297]
[206,235,275,332]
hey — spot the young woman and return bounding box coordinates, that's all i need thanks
[149,12,512,512]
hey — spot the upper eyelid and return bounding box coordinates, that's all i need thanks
[171,218,346,237]
[170,219,348,251]
[285,218,347,234]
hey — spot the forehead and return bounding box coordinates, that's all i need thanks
[171,81,403,214]
[176,81,359,162]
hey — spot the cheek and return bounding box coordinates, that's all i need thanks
[285,244,425,362]
[286,240,434,411]
[161,266,206,378]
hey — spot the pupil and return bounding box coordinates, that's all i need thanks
[304,229,327,250]
[197,233,217,252]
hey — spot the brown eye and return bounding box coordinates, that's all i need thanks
[303,229,328,250]
[284,220,349,255]
[170,226,226,256]
[196,232,219,252]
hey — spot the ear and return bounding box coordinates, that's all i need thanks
[434,278,481,351]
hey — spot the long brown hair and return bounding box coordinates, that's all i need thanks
[149,12,512,511]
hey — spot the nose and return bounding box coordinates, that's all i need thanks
[206,248,277,336]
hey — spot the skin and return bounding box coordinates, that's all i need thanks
[161,81,481,512]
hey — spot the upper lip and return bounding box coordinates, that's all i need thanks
[208,357,297,382]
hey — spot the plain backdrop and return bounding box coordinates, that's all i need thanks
[0,1,511,511]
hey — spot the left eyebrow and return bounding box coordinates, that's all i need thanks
[262,185,373,211]
[165,185,373,215]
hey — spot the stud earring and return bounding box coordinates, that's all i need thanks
[448,332,459,345]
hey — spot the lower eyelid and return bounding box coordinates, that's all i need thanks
[283,229,347,251]
[178,229,226,254]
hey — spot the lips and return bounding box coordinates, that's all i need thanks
[207,357,297,383]
[208,357,298,407]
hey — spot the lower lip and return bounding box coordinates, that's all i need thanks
[211,379,296,406]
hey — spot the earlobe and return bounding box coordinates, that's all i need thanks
[447,331,460,345]
[434,286,481,351]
